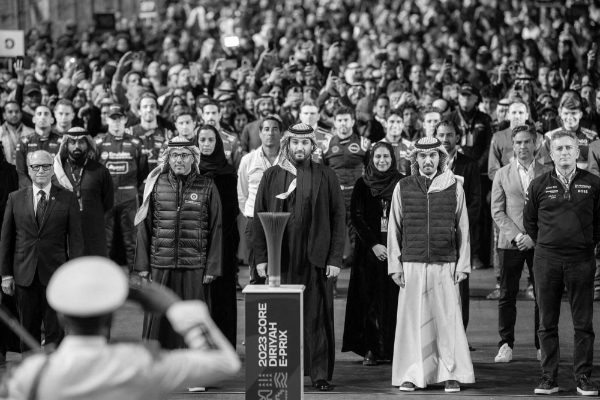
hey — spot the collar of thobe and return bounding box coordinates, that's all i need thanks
[418,169,457,193]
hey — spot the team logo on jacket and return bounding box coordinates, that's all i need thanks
[331,146,339,153]
[190,193,198,201]
[101,152,109,160]
[348,143,360,153]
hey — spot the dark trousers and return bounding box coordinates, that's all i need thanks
[15,271,64,352]
[458,274,470,331]
[533,255,595,380]
[105,199,137,270]
[498,249,540,350]
[246,217,265,285]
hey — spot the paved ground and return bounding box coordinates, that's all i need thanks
[3,265,600,399]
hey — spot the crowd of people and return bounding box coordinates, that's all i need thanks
[1,0,600,396]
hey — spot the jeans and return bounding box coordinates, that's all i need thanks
[246,217,265,285]
[533,255,595,380]
[498,249,539,350]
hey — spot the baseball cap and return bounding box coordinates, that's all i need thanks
[460,84,480,97]
[47,257,128,317]
[24,83,41,96]
[107,104,126,118]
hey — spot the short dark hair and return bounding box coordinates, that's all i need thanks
[259,115,283,132]
[480,84,499,100]
[511,124,537,141]
[433,120,462,137]
[387,108,402,120]
[173,107,195,122]
[399,102,418,115]
[2,101,21,112]
[300,99,318,110]
[55,98,75,112]
[376,94,389,103]
[560,98,583,111]
[422,106,442,116]
[202,99,220,112]
[334,105,355,120]
[139,92,158,105]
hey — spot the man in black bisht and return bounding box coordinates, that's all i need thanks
[254,123,346,391]
[53,127,114,256]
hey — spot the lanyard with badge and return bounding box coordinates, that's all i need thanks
[68,158,88,211]
[458,110,475,147]
[381,199,389,232]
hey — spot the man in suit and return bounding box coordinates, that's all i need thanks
[0,150,84,351]
[491,124,551,364]
[435,120,481,336]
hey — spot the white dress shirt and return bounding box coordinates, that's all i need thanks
[237,147,280,217]
[516,159,535,194]
[32,182,52,215]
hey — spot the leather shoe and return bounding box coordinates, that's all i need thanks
[312,379,331,391]
[363,351,378,366]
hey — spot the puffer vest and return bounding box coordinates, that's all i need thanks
[150,172,212,269]
[399,175,458,263]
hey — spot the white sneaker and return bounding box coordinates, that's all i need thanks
[494,343,512,363]
[537,349,541,361]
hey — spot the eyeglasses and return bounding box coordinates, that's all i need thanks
[170,153,192,161]
[29,164,52,171]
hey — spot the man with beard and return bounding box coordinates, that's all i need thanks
[18,83,43,129]
[0,102,34,165]
[544,98,598,170]
[202,100,242,169]
[399,103,424,142]
[54,127,114,256]
[547,65,563,101]
[380,110,412,176]
[131,93,174,172]
[95,104,148,271]
[15,105,62,188]
[435,121,481,337]
[322,106,370,271]
[240,94,275,154]
[388,137,474,393]
[134,136,222,349]
[238,116,282,285]
[254,123,345,391]
[298,100,332,163]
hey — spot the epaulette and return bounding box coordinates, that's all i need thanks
[361,137,371,152]
[581,127,599,141]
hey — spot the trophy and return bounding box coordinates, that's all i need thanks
[257,212,290,288]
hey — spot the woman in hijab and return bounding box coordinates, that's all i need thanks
[342,141,404,366]
[197,124,239,348]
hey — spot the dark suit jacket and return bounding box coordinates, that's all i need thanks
[452,152,482,229]
[253,162,346,269]
[0,184,84,287]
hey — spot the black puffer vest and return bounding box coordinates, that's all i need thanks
[150,171,212,269]
[399,175,458,263]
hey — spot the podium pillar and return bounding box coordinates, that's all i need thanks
[243,285,305,400]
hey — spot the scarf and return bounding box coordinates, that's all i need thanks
[276,123,318,199]
[363,142,403,200]
[134,137,201,226]
[198,126,237,177]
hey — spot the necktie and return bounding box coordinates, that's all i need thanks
[37,191,47,227]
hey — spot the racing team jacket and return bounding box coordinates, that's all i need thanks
[130,125,173,173]
[95,131,148,204]
[15,131,63,188]
[322,133,370,188]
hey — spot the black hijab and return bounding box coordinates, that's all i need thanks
[197,125,237,177]
[363,141,403,201]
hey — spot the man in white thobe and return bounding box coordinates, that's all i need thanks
[388,136,474,392]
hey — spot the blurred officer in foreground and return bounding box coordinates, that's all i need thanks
[1,256,240,399]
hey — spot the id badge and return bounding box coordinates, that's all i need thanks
[381,217,388,232]
[466,132,474,146]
